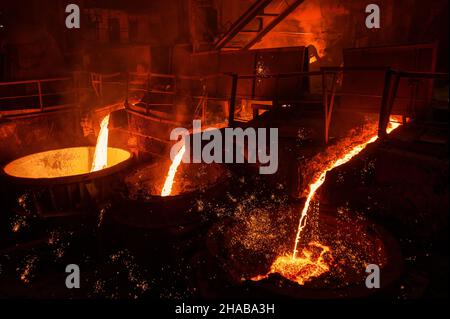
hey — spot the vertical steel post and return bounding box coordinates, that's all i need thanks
[322,71,329,144]
[378,68,393,137]
[228,73,238,127]
[37,80,44,112]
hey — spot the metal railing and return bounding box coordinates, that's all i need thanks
[124,71,233,127]
[2,68,447,144]
[228,66,449,142]
[0,77,78,117]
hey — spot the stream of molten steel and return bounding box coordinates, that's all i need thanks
[253,117,402,285]
[292,118,401,258]
[91,114,110,172]
[161,144,186,197]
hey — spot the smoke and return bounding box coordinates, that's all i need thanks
[253,0,350,64]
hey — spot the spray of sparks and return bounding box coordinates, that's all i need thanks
[17,255,38,284]
[91,114,110,172]
[255,118,402,285]
[161,144,186,196]
[292,118,401,258]
[252,242,332,284]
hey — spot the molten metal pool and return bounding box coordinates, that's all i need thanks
[3,146,131,181]
[2,146,132,216]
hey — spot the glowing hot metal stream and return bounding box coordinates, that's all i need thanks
[292,119,401,258]
[161,144,186,197]
[292,135,378,258]
[91,114,110,172]
[254,118,402,285]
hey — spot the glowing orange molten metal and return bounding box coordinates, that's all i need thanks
[161,144,186,197]
[292,118,401,258]
[252,242,332,284]
[91,114,110,172]
[255,117,402,286]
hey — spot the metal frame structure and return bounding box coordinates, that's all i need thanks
[214,0,305,50]
[2,67,447,144]
[0,77,78,118]
[378,69,449,137]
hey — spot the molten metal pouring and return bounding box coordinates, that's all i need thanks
[292,118,401,258]
[255,118,402,285]
[161,144,186,197]
[91,115,110,172]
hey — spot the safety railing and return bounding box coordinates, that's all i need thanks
[2,68,446,144]
[0,77,78,117]
[125,72,233,127]
[228,66,449,143]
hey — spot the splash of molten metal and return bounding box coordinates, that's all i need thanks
[252,242,332,284]
[91,115,110,172]
[161,144,186,197]
[255,118,401,285]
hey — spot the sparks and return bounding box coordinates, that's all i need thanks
[161,144,186,197]
[254,117,402,286]
[292,117,401,258]
[252,242,332,285]
[91,114,110,172]
[292,135,377,258]
[12,223,20,232]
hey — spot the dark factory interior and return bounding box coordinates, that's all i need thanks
[0,0,448,304]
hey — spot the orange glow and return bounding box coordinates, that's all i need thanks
[20,266,31,283]
[252,242,332,285]
[91,115,110,172]
[4,147,130,179]
[386,115,402,133]
[292,117,401,258]
[161,144,186,197]
[252,2,350,58]
[292,136,377,258]
[12,223,20,232]
[254,117,402,286]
